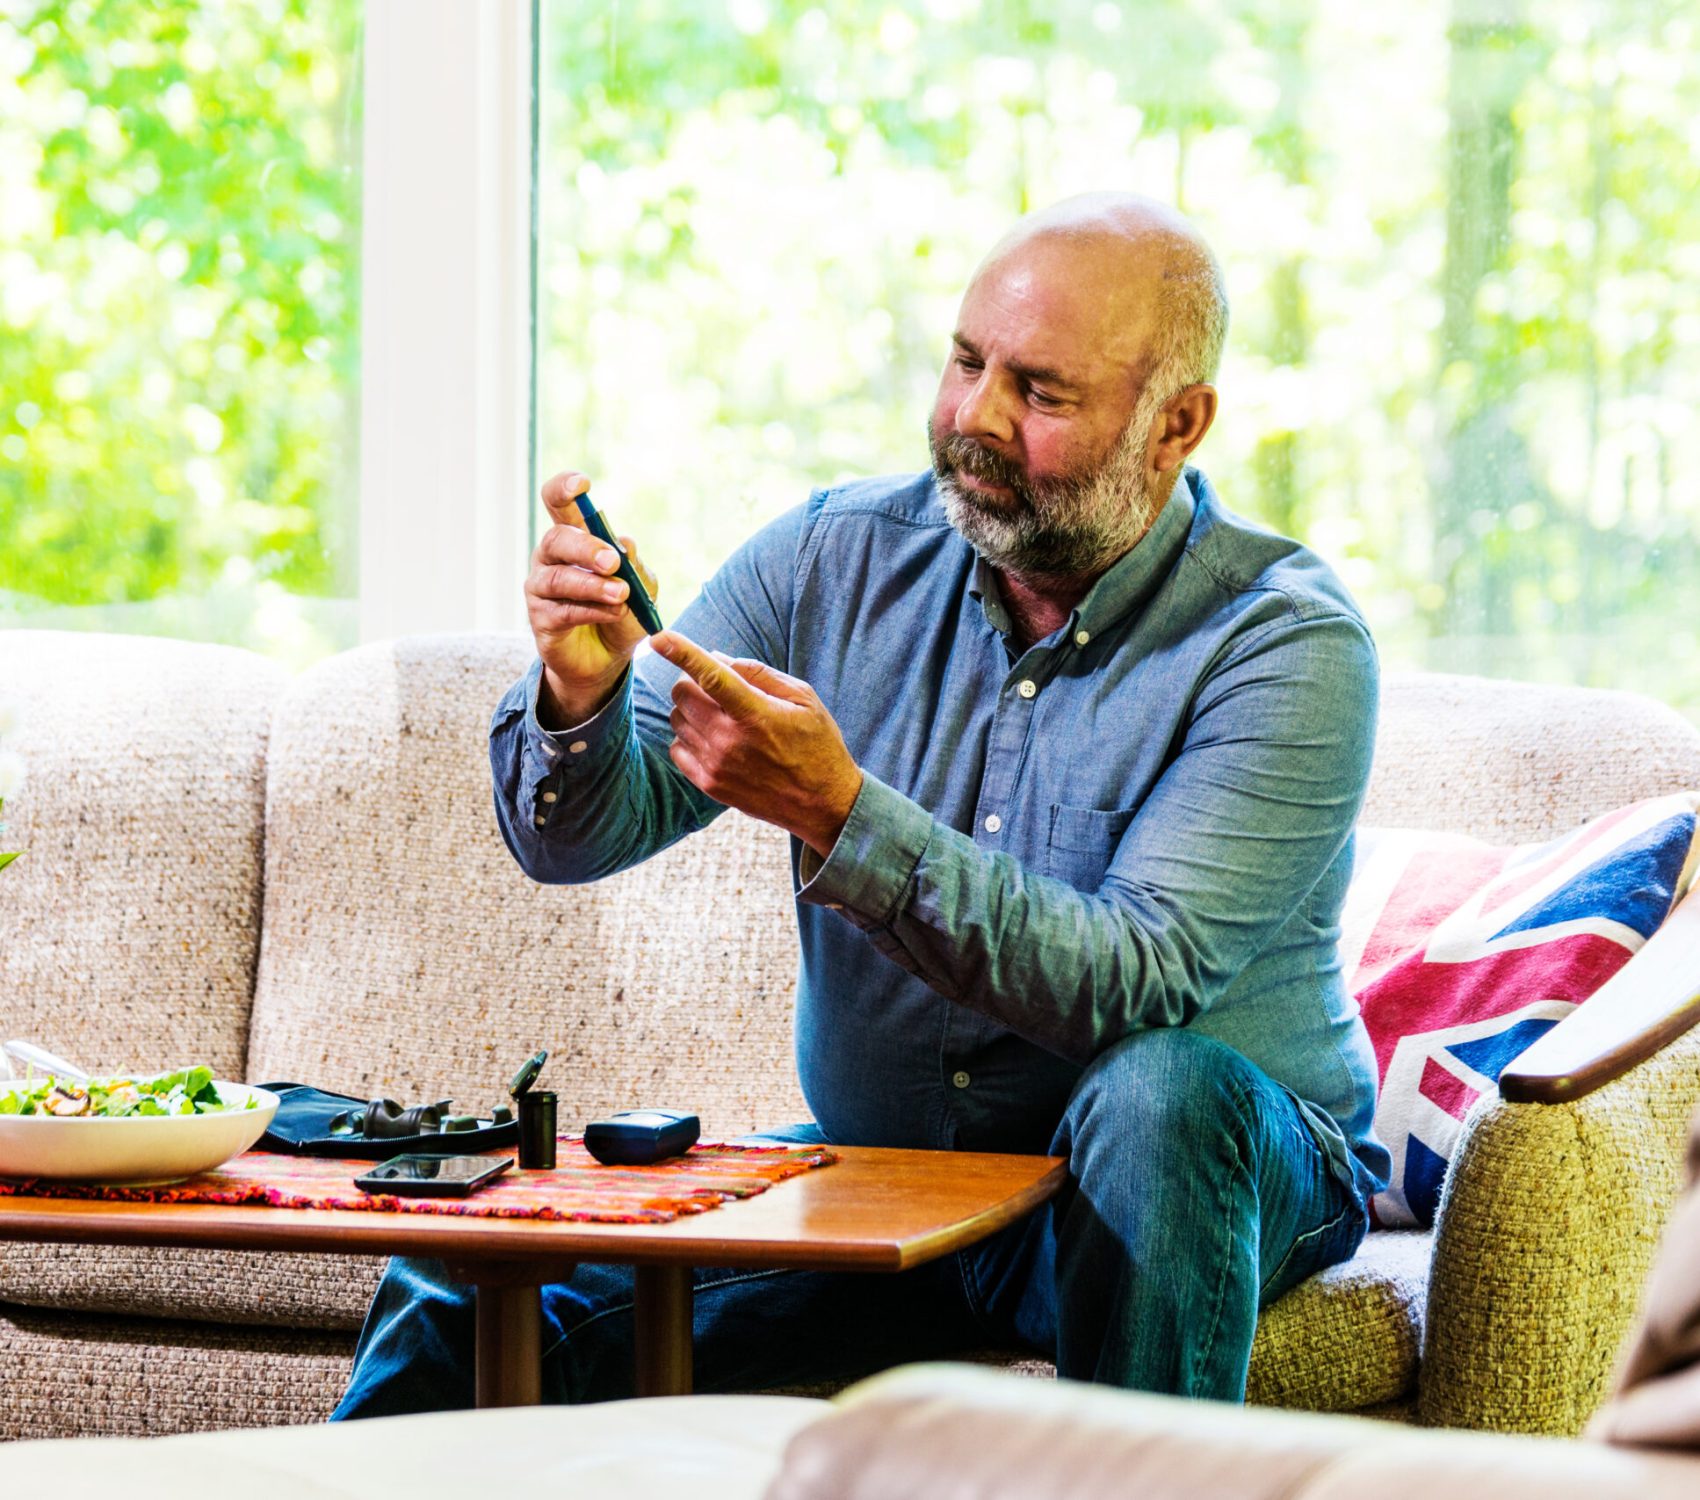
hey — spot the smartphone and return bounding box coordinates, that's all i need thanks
[353,1153,515,1197]
[575,491,665,636]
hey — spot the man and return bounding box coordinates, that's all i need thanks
[334,191,1389,1416]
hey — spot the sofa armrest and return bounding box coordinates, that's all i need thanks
[763,1363,1700,1500]
[1500,884,1700,1104]
[1421,1024,1700,1433]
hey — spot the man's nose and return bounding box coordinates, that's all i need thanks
[954,371,1017,447]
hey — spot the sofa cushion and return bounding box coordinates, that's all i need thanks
[1245,1227,1431,1410]
[1364,672,1700,843]
[245,635,810,1137]
[768,1363,1700,1500]
[0,1244,384,1333]
[0,631,283,1080]
[0,1303,354,1439]
[1345,795,1700,1227]
[0,1391,827,1497]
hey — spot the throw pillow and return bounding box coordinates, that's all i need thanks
[1342,791,1700,1228]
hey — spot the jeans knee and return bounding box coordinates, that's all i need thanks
[1061,1028,1259,1155]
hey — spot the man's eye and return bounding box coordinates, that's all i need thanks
[954,354,983,374]
[1029,389,1063,408]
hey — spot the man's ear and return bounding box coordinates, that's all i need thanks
[1151,385,1218,474]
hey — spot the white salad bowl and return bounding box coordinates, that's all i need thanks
[0,1082,279,1185]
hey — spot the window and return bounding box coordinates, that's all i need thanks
[1,0,361,667]
[535,1,1700,716]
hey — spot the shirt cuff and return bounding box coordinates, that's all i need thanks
[523,657,633,775]
[797,771,934,925]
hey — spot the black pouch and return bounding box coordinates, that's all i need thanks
[255,1083,521,1160]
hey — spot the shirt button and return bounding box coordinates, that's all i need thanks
[1017,679,1037,699]
[533,814,547,827]
[541,791,558,804]
[983,814,1002,834]
[1075,629,1090,647]
[568,739,589,754]
[952,1071,971,1089]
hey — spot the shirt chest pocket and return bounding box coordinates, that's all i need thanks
[1045,803,1140,892]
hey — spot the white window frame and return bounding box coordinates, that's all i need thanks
[357,0,536,645]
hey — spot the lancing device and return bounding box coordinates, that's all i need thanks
[576,491,665,636]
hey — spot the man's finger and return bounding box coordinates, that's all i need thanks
[667,738,713,795]
[539,471,592,526]
[619,535,660,600]
[536,524,622,575]
[651,631,766,720]
[725,656,812,705]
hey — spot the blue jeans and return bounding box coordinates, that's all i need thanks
[333,1031,1367,1417]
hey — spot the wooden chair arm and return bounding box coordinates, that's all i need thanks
[1499,882,1700,1104]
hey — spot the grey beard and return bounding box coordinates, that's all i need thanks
[930,396,1170,581]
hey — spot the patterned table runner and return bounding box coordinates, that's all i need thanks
[0,1138,836,1224]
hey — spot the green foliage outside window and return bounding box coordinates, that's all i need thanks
[0,0,360,666]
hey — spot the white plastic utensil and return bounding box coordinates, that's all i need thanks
[2,1040,89,1083]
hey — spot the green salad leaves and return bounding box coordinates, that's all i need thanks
[0,1066,255,1118]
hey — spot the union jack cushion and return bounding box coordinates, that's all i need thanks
[1342,792,1700,1228]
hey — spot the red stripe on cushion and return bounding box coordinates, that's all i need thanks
[1418,1055,1479,1120]
[1353,844,1510,989]
[1358,931,1632,1078]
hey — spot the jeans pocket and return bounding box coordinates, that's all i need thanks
[1259,1198,1366,1307]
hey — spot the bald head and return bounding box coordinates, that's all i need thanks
[976,191,1229,400]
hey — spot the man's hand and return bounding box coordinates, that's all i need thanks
[525,470,661,728]
[652,631,864,859]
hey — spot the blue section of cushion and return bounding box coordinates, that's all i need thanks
[1489,813,1694,943]
[1405,1133,1451,1226]
[1444,1017,1561,1082]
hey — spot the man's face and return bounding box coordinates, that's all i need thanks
[929,235,1171,577]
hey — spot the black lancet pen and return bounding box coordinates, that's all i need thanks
[575,491,665,636]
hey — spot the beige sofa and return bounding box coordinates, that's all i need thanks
[0,1365,1696,1499]
[2,628,1699,1440]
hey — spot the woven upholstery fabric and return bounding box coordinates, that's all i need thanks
[246,635,809,1137]
[0,630,282,1079]
[1421,1025,1700,1435]
[0,1303,352,1439]
[1366,671,1700,843]
[0,1244,383,1331]
[1246,1229,1431,1410]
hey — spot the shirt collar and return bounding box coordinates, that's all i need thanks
[967,468,1198,642]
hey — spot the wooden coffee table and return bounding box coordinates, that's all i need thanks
[0,1145,1066,1406]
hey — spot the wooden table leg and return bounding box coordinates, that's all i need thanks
[633,1263,694,1396]
[475,1281,544,1407]
[445,1259,574,1409]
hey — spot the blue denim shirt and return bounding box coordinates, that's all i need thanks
[491,467,1391,1200]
